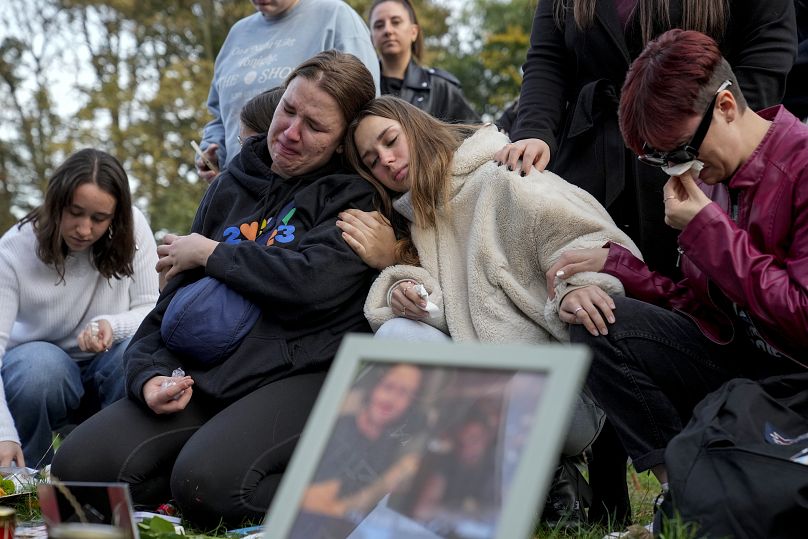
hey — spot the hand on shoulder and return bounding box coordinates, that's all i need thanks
[493,138,551,176]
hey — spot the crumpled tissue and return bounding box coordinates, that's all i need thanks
[662,159,704,177]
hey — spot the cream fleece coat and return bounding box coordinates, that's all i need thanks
[365,126,642,343]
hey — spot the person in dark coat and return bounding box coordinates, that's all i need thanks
[368,0,480,124]
[493,0,797,526]
[784,0,808,120]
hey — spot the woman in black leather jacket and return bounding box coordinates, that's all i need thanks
[368,0,480,124]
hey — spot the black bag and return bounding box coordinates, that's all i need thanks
[660,372,808,538]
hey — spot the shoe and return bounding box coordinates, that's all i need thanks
[155,502,178,518]
[651,486,669,536]
[539,460,588,529]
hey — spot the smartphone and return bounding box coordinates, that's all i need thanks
[190,140,218,173]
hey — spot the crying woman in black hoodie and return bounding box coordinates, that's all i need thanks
[53,51,383,527]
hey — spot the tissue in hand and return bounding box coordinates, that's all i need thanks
[662,159,704,177]
[413,284,440,318]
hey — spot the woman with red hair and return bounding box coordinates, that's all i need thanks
[547,28,808,525]
[495,0,796,276]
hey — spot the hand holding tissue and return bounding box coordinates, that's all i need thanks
[413,283,440,318]
[662,159,704,177]
[662,167,714,230]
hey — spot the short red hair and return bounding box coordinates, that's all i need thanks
[619,29,743,155]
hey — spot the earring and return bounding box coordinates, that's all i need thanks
[107,226,114,240]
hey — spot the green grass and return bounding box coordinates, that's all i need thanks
[10,465,702,538]
[533,466,702,539]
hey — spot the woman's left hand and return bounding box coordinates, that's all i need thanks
[337,209,397,270]
[390,280,429,320]
[559,285,616,336]
[77,319,113,353]
[156,233,218,282]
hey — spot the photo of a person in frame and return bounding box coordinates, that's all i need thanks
[292,363,427,537]
[288,364,549,539]
[407,410,499,524]
[388,370,545,538]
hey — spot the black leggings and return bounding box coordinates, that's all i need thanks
[51,372,327,528]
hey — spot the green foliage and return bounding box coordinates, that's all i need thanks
[0,0,249,231]
[0,0,539,229]
[347,0,450,47]
[0,478,15,496]
[137,516,182,539]
[438,0,537,121]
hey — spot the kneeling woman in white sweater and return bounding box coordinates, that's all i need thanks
[0,149,158,467]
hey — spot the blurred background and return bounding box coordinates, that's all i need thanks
[0,0,536,235]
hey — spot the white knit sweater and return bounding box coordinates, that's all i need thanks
[365,126,643,342]
[0,206,159,445]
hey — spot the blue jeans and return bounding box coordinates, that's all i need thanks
[573,296,800,472]
[373,318,451,342]
[2,338,129,467]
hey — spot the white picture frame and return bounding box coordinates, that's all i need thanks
[263,334,591,539]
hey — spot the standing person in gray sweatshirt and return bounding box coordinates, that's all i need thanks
[195,0,381,183]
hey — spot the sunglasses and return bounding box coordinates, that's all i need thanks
[638,80,733,168]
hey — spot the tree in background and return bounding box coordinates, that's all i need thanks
[437,0,536,120]
[0,0,532,233]
[0,0,68,233]
[58,0,254,234]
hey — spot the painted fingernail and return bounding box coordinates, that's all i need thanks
[556,270,565,278]
[520,171,526,177]
[507,165,513,171]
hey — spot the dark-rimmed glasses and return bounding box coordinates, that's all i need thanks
[639,79,733,168]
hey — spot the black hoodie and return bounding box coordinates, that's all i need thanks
[125,136,379,405]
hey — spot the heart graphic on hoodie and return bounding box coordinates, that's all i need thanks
[239,221,258,241]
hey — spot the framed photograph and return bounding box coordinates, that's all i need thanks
[37,482,137,539]
[263,335,591,539]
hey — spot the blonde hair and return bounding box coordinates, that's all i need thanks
[553,0,729,45]
[344,96,478,263]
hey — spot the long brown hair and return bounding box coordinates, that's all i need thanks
[345,96,478,263]
[18,148,135,283]
[553,0,729,45]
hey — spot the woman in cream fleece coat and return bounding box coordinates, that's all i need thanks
[342,96,641,343]
[340,96,644,524]
[341,96,644,523]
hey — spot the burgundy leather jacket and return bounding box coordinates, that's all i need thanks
[603,106,808,366]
